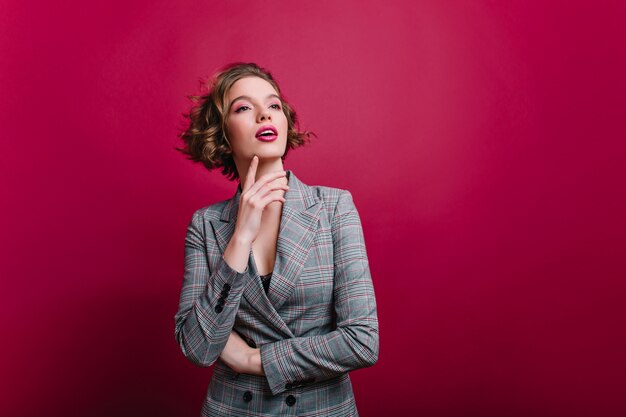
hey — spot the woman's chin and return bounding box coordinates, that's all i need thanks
[254,155,284,163]
[250,148,287,161]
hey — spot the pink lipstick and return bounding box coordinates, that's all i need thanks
[255,125,278,142]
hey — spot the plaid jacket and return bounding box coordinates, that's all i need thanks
[174,170,379,416]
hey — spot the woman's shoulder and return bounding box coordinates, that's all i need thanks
[188,199,230,223]
[308,183,350,201]
[305,183,358,218]
[290,170,357,217]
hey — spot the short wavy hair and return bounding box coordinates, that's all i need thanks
[175,62,313,181]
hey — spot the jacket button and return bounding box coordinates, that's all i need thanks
[217,297,225,306]
[220,288,229,297]
[223,283,231,291]
[243,390,253,402]
[285,395,296,406]
[214,305,223,313]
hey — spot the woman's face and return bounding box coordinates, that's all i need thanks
[224,76,289,164]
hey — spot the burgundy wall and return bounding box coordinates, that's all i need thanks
[2,1,625,416]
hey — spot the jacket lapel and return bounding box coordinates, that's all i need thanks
[266,172,322,311]
[209,190,238,263]
[241,254,295,339]
[209,170,322,335]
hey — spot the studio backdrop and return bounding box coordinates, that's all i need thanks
[1,1,625,416]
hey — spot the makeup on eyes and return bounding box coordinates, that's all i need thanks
[233,102,282,114]
[230,94,282,113]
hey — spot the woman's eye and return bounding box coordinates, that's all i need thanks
[270,103,281,110]
[234,105,250,113]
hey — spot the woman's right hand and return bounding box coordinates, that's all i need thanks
[232,155,288,244]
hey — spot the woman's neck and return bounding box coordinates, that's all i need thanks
[236,157,288,188]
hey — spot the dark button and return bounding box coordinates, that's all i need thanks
[285,395,296,406]
[285,382,293,390]
[214,305,223,313]
[217,297,225,306]
[223,283,231,291]
[243,390,253,402]
[220,289,229,297]
[247,338,257,348]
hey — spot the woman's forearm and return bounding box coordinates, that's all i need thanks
[223,232,252,273]
[220,331,265,376]
[248,348,264,375]
[174,212,250,368]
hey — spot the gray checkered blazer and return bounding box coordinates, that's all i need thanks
[174,170,379,416]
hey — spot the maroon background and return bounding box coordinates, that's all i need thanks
[2,1,626,416]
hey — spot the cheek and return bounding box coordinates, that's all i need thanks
[226,118,249,139]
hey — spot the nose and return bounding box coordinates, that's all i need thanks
[257,108,271,122]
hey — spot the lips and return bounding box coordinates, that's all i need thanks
[255,125,278,142]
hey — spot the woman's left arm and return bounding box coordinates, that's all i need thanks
[258,190,379,395]
[219,330,264,375]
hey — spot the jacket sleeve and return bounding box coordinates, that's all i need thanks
[260,190,379,395]
[174,209,248,367]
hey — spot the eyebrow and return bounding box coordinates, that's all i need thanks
[230,94,282,106]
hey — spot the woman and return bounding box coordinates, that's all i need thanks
[174,62,379,416]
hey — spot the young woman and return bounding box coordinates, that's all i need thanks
[174,62,379,416]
